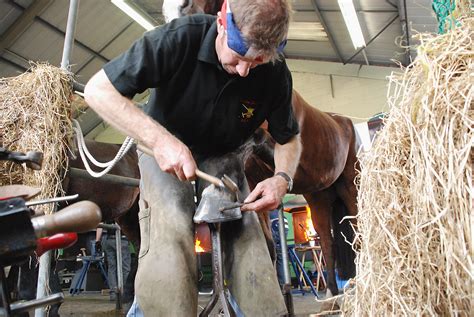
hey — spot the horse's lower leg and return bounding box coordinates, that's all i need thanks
[304,192,338,296]
[335,124,359,224]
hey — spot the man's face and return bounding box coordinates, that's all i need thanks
[215,13,269,77]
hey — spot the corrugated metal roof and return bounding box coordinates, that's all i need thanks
[0,0,439,84]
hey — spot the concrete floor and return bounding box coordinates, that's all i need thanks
[57,290,338,316]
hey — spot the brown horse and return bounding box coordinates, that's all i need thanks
[245,90,358,296]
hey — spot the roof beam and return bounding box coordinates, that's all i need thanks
[385,0,398,9]
[1,48,30,70]
[10,1,109,63]
[0,0,54,55]
[75,21,134,74]
[344,14,399,65]
[36,16,109,63]
[310,0,344,63]
[398,0,412,66]
[0,55,27,72]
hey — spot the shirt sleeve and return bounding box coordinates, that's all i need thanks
[267,61,300,144]
[103,27,175,98]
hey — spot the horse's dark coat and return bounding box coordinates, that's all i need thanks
[245,90,359,295]
[65,140,141,245]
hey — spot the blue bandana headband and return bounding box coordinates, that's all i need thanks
[221,0,287,58]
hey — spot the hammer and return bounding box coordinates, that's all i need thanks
[137,144,238,197]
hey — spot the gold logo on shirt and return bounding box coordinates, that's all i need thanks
[241,104,255,119]
[240,99,258,123]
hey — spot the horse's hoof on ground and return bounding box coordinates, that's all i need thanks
[319,299,340,315]
[313,289,341,316]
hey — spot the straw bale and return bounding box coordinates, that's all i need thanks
[0,63,74,214]
[343,17,473,316]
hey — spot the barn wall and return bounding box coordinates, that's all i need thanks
[92,60,395,143]
[288,59,394,122]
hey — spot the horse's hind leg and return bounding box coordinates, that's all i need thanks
[332,129,359,281]
[335,125,359,219]
[304,190,339,296]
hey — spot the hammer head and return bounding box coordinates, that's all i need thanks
[221,174,239,201]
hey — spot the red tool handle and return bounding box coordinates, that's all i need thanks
[36,233,78,257]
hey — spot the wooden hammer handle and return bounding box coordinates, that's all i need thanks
[31,201,101,238]
[137,144,223,187]
[195,169,223,187]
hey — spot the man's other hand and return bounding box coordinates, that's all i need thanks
[241,175,288,213]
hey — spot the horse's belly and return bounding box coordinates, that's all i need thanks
[294,136,349,193]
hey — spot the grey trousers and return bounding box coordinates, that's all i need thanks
[103,237,131,291]
[135,152,287,316]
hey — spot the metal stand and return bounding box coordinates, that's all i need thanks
[115,227,123,310]
[69,247,109,295]
[287,245,318,298]
[277,206,294,316]
[98,222,124,310]
[199,223,243,317]
[296,245,326,291]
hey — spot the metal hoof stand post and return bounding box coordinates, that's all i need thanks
[199,223,244,317]
[276,207,295,316]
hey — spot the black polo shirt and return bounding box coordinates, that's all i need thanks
[104,14,299,156]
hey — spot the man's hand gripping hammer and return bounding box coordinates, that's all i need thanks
[136,144,239,200]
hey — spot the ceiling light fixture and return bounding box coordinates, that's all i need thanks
[111,0,156,31]
[338,0,366,49]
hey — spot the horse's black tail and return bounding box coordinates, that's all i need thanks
[332,198,356,280]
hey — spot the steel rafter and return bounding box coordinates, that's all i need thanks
[310,0,344,63]
[343,13,399,65]
[76,21,134,74]
[10,1,109,63]
[0,0,54,55]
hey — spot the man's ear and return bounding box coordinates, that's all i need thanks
[216,12,225,34]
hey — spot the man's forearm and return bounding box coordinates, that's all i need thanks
[274,134,302,178]
[84,70,198,181]
[84,70,171,149]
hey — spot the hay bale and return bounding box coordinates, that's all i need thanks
[0,63,73,214]
[343,17,473,315]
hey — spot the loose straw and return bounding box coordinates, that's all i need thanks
[343,17,473,316]
[0,63,74,214]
